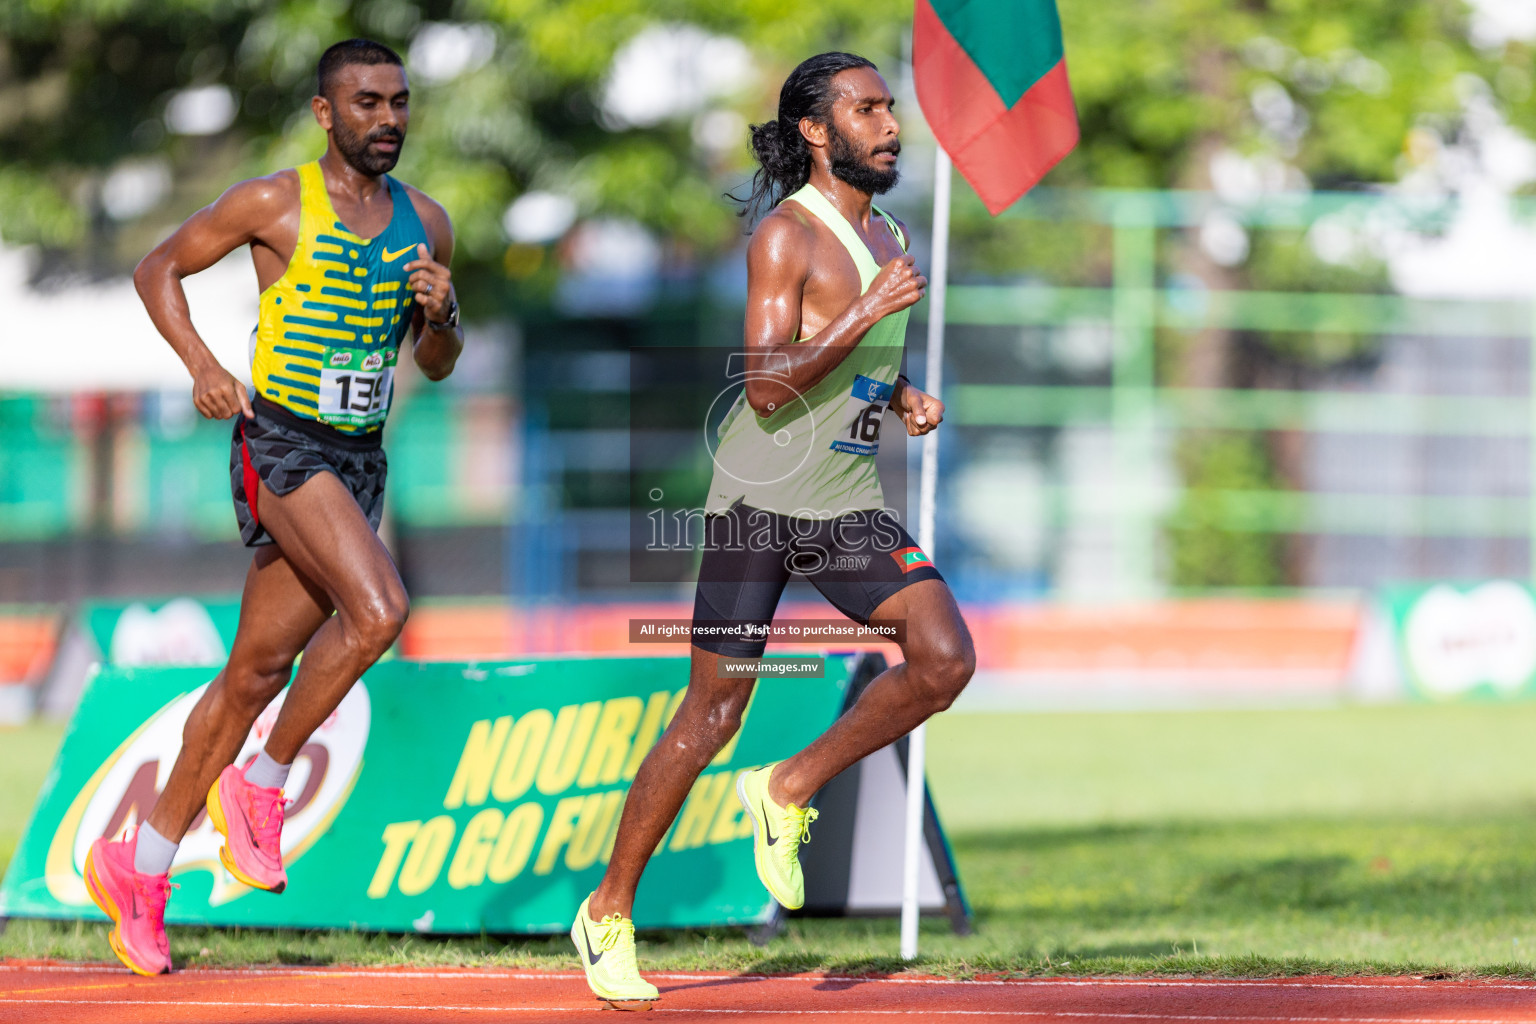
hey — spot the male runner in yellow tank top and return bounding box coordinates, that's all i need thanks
[81,39,464,976]
[571,52,975,1006]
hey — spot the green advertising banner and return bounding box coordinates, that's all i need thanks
[1,655,856,933]
[1376,581,1536,702]
[80,598,241,666]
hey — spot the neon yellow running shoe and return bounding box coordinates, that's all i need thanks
[736,763,819,910]
[570,895,659,1007]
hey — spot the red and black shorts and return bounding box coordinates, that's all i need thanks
[230,396,387,548]
[691,499,945,659]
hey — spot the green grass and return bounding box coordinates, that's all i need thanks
[0,721,64,876]
[9,704,1536,976]
[930,702,1536,830]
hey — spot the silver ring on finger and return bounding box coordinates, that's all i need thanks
[424,283,433,293]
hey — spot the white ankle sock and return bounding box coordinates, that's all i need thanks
[133,822,178,876]
[244,749,291,791]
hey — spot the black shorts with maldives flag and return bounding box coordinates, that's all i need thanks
[690,499,945,659]
[230,395,387,548]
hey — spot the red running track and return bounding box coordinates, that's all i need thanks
[7,961,1536,1022]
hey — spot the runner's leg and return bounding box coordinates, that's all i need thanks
[588,503,786,920]
[769,578,973,807]
[239,471,408,764]
[143,546,333,842]
[589,646,754,919]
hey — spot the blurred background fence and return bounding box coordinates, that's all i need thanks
[948,187,1535,600]
[4,0,1536,719]
[8,183,1535,716]
[10,188,1534,600]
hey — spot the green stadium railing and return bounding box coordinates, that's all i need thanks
[3,188,1531,603]
[940,188,1536,597]
[0,390,511,544]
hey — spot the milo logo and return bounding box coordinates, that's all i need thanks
[44,683,370,907]
[1404,582,1536,697]
[330,352,353,368]
[363,352,384,372]
[108,599,226,667]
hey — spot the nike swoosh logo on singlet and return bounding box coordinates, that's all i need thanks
[382,244,418,262]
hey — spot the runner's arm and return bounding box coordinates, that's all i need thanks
[404,193,462,381]
[742,213,925,417]
[134,178,291,419]
[882,216,943,434]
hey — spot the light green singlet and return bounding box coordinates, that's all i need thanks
[706,183,910,519]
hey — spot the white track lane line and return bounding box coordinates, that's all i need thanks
[5,963,1536,992]
[4,998,1536,1021]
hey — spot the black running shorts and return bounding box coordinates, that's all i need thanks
[691,500,945,659]
[230,396,387,548]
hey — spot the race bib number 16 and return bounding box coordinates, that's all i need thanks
[317,346,397,428]
[829,373,894,457]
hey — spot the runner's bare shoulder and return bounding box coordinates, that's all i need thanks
[400,183,453,255]
[216,169,297,215]
[200,169,300,241]
[747,202,815,280]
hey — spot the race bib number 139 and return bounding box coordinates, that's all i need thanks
[317,346,397,428]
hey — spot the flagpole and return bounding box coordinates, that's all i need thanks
[901,144,952,962]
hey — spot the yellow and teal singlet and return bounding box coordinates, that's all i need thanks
[250,160,430,434]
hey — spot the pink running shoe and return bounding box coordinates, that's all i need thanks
[205,763,288,893]
[83,831,172,976]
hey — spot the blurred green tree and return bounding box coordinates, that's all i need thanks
[954,1,1526,294]
[1043,0,1528,588]
[4,1,1524,305]
[0,0,908,306]
[1060,0,1522,192]
[3,0,1530,592]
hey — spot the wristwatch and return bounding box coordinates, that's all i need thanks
[427,298,459,332]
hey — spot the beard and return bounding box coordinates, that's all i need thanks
[828,123,900,195]
[332,116,404,176]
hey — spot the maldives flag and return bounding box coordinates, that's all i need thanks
[913,0,1079,214]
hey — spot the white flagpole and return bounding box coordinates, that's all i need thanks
[901,144,952,961]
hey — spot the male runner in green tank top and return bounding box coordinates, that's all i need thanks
[80,39,464,976]
[571,52,975,1006]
